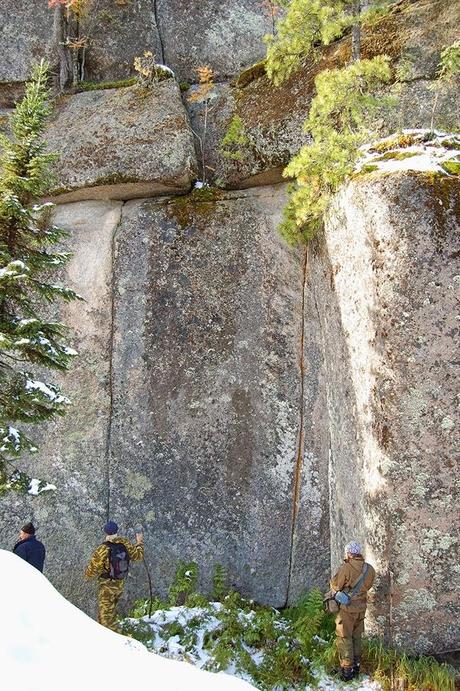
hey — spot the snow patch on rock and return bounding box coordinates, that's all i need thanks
[357,130,460,176]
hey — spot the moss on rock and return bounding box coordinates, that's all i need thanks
[166,187,226,229]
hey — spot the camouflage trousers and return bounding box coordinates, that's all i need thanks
[97,578,125,632]
[335,609,366,667]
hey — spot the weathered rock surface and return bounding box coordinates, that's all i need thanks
[0,0,270,92]
[0,186,330,611]
[0,201,121,614]
[156,0,273,83]
[109,185,329,606]
[186,0,459,188]
[312,171,460,653]
[0,0,458,657]
[81,0,162,83]
[45,83,198,203]
[0,0,54,88]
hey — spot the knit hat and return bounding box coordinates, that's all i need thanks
[103,521,118,535]
[21,522,35,535]
[345,540,362,556]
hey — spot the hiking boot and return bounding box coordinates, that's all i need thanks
[340,666,355,682]
[352,659,360,677]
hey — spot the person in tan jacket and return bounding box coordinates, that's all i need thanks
[330,540,375,681]
[85,520,144,632]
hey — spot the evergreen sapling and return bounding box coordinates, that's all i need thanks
[0,60,80,494]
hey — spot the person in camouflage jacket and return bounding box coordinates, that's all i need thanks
[85,521,144,632]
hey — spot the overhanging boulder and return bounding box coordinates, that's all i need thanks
[45,82,198,203]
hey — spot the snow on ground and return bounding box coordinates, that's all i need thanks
[127,605,382,691]
[1,549,382,691]
[356,129,460,175]
[27,477,57,495]
[0,550,255,691]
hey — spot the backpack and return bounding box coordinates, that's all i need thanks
[105,542,130,580]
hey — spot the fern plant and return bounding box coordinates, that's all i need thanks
[212,563,229,601]
[168,561,199,606]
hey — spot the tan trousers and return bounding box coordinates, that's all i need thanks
[97,579,124,632]
[335,609,365,668]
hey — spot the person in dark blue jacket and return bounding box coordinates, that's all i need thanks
[13,522,46,572]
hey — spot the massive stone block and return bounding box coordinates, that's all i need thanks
[45,83,197,203]
[109,185,329,606]
[312,171,460,653]
[0,186,330,613]
[156,0,273,83]
[0,201,121,614]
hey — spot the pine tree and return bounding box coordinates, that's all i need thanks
[265,0,395,244]
[266,0,392,84]
[280,56,392,243]
[0,60,80,494]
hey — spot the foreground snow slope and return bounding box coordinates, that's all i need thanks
[0,550,255,691]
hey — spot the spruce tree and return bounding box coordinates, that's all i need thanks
[265,0,395,243]
[0,61,80,494]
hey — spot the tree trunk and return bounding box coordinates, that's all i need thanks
[52,6,73,93]
[351,0,361,62]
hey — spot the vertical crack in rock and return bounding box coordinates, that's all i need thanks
[152,0,165,64]
[104,201,125,520]
[286,246,309,598]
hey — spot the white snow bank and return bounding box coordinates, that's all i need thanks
[0,550,255,691]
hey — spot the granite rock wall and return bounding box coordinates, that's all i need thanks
[0,187,331,615]
[311,172,460,653]
[0,0,458,655]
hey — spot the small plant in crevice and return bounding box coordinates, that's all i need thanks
[133,51,173,88]
[430,40,460,132]
[187,65,216,186]
[220,115,250,162]
[258,0,282,36]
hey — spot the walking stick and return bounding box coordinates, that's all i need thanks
[143,557,154,619]
[136,525,154,619]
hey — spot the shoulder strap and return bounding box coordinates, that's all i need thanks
[349,563,369,597]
